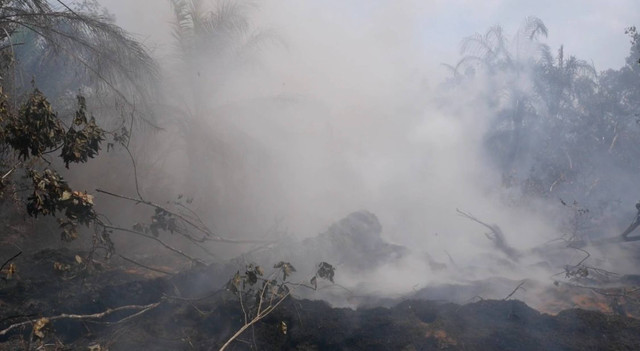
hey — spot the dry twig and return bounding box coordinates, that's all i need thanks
[504,280,527,300]
[100,223,205,265]
[0,302,161,336]
[96,188,271,245]
[457,209,520,262]
[118,254,174,276]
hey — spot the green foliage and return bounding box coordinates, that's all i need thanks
[26,168,69,218]
[0,1,155,255]
[626,26,640,65]
[60,95,105,168]
[448,19,640,217]
[2,88,105,166]
[0,0,158,101]
[5,89,64,160]
[0,87,105,242]
[25,168,96,241]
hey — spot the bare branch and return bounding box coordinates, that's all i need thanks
[96,188,273,244]
[1,162,22,180]
[219,290,291,351]
[100,223,204,265]
[0,302,161,336]
[457,209,520,262]
[503,280,527,300]
[118,254,174,276]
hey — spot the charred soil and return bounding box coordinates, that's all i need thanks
[1,249,640,350]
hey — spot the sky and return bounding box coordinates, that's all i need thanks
[100,0,640,72]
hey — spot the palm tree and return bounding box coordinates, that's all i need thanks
[536,45,597,118]
[0,0,158,127]
[455,17,548,175]
[164,0,275,230]
[458,17,547,75]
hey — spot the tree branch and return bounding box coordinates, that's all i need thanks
[96,188,272,244]
[457,209,520,262]
[503,280,527,300]
[219,291,291,351]
[0,302,161,336]
[118,254,174,276]
[100,223,204,265]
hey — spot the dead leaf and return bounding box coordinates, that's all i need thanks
[53,262,71,272]
[33,317,49,338]
[60,190,72,201]
[6,263,16,279]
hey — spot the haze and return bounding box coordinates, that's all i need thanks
[67,0,640,295]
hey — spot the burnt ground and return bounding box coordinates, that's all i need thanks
[1,249,640,350]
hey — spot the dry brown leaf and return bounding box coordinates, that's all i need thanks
[6,263,15,279]
[33,317,49,338]
[53,262,71,272]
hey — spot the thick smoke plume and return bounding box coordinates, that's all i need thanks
[82,0,640,304]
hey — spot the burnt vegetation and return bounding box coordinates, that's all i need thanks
[1,2,640,350]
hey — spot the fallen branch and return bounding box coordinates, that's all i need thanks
[456,209,520,262]
[569,246,591,267]
[0,302,161,336]
[560,282,640,302]
[118,254,174,276]
[1,162,22,180]
[581,236,640,247]
[503,280,527,300]
[162,289,227,303]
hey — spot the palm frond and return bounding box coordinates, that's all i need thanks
[521,16,548,41]
[538,43,553,66]
[460,32,494,58]
[1,0,158,105]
